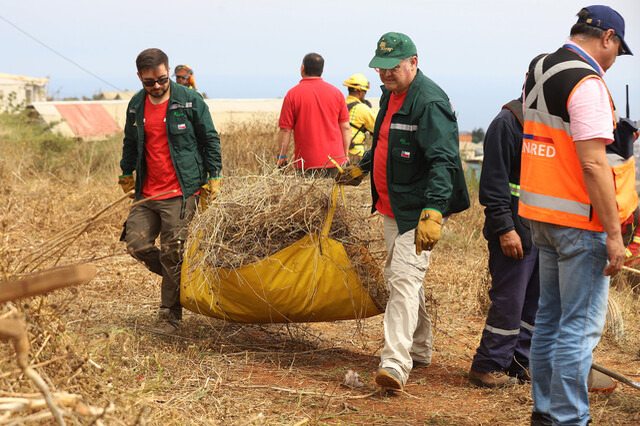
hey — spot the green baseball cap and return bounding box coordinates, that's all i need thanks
[369,32,417,69]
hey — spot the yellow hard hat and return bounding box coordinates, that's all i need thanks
[343,73,370,91]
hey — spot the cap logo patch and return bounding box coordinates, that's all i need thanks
[379,41,393,52]
[178,123,186,130]
[401,150,410,158]
[586,18,601,27]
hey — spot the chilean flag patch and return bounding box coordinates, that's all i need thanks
[401,150,410,158]
[177,123,186,130]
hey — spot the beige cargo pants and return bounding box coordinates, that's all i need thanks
[379,215,433,385]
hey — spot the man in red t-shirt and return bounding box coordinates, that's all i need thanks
[119,48,222,334]
[277,53,351,177]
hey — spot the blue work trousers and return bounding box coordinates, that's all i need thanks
[471,237,539,377]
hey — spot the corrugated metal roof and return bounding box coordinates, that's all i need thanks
[55,103,120,138]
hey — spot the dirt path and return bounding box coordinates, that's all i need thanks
[2,181,638,425]
[54,257,640,425]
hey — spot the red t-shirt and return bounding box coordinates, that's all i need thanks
[141,96,183,199]
[278,78,349,169]
[374,92,407,217]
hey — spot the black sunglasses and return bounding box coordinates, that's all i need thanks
[142,76,169,87]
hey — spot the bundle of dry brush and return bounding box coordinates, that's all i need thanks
[186,171,389,311]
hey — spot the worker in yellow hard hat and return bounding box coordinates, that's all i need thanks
[174,64,196,89]
[343,73,377,163]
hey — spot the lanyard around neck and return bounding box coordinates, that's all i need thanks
[562,43,601,74]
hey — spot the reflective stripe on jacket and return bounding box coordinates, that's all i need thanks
[479,97,533,254]
[519,48,637,231]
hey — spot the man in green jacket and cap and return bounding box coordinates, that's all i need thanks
[118,48,222,334]
[337,32,469,391]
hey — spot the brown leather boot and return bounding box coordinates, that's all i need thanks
[469,369,517,388]
[153,319,180,335]
[375,367,404,391]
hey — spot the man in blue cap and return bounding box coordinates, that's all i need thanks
[336,32,469,391]
[518,5,634,425]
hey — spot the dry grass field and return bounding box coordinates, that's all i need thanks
[0,111,639,425]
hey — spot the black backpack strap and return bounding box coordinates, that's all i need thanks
[349,124,368,145]
[347,101,368,145]
[347,101,359,112]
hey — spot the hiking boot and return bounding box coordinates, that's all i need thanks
[517,369,531,384]
[469,369,517,388]
[157,307,172,322]
[412,360,430,369]
[375,367,404,391]
[153,319,180,335]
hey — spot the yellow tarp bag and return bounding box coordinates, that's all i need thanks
[180,185,381,323]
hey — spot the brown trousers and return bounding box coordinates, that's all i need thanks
[125,196,197,319]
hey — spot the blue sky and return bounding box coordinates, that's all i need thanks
[1,0,638,131]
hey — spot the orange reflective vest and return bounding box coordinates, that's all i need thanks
[519,47,637,232]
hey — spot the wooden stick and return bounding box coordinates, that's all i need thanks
[50,190,143,266]
[0,319,67,425]
[15,191,135,271]
[0,264,96,304]
[622,265,640,275]
[0,355,69,379]
[14,191,134,274]
[21,366,67,425]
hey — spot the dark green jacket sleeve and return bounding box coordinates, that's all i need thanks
[192,95,221,178]
[420,100,461,214]
[120,99,139,175]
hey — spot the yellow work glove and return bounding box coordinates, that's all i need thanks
[200,178,222,212]
[335,164,366,186]
[415,209,442,255]
[118,174,135,198]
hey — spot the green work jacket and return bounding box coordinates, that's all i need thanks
[120,81,221,200]
[360,70,469,234]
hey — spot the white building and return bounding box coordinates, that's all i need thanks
[0,72,49,112]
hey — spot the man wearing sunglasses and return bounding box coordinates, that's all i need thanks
[336,32,469,391]
[174,64,196,90]
[118,48,222,334]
